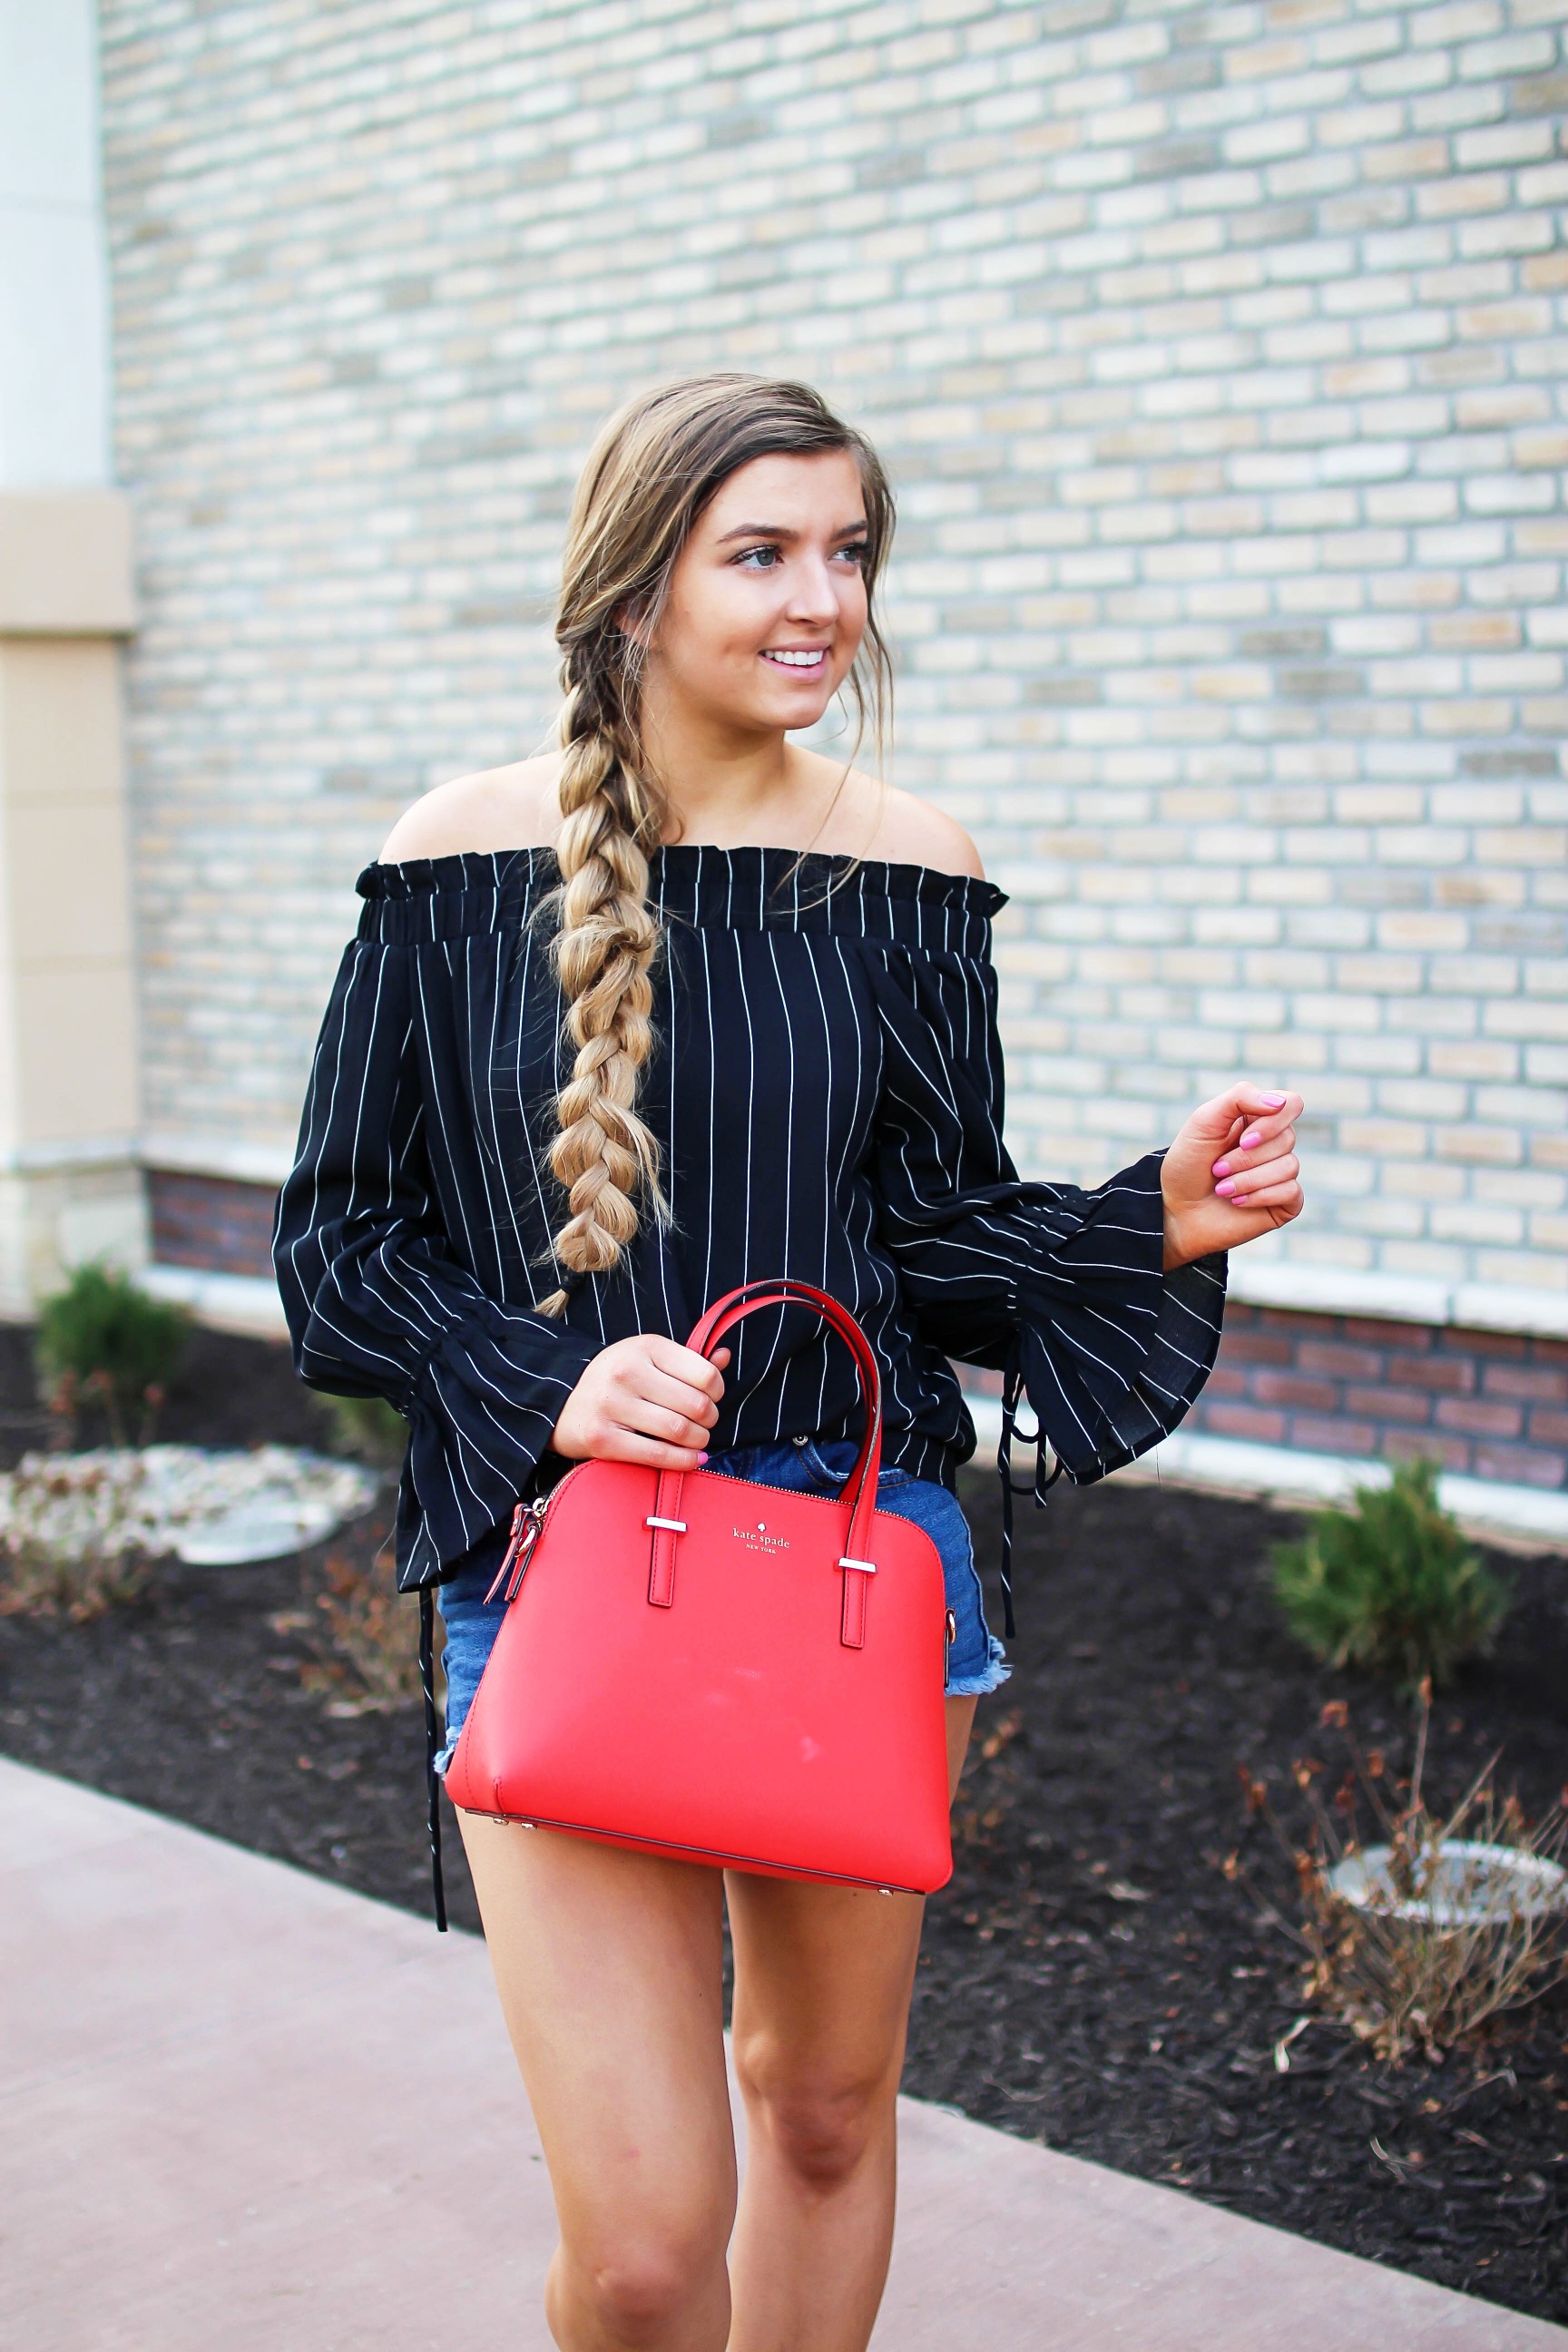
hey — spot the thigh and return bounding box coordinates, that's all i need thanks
[459,1814,737,2249]
[724,1692,977,2096]
[725,1868,926,2110]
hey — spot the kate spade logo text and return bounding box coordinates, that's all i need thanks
[733,1518,789,1553]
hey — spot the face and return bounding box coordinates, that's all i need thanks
[634,449,871,739]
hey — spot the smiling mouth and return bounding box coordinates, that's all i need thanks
[761,648,829,671]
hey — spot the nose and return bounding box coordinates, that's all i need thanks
[785,553,839,625]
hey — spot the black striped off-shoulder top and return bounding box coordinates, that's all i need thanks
[272,842,1226,1600]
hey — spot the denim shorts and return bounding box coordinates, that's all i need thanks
[433,1433,1008,1774]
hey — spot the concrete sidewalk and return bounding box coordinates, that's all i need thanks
[2,1757,1561,2352]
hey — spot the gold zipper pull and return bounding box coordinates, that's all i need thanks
[484,1495,548,1605]
[506,1495,550,1601]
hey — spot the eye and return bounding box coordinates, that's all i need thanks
[837,541,870,569]
[735,544,782,570]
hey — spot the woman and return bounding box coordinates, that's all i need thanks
[274,374,1304,2352]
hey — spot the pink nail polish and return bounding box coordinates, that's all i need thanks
[1262,1093,1287,1108]
[1211,1159,1231,1180]
[1215,1179,1238,1199]
[697,1451,710,1465]
[1239,1128,1261,1151]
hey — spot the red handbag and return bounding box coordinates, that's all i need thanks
[444,1278,955,1895]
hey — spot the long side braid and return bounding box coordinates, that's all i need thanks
[529,672,671,1319]
[527,372,898,1319]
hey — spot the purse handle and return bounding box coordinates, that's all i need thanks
[642,1280,886,1636]
[687,1276,883,1535]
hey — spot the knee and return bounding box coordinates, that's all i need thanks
[583,2250,704,2347]
[561,2216,729,2348]
[734,2042,893,2194]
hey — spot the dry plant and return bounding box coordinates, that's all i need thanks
[0,1536,151,1622]
[1230,1685,1568,2064]
[0,1451,155,1621]
[294,1541,420,1716]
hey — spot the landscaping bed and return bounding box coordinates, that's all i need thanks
[1,1323,1564,2324]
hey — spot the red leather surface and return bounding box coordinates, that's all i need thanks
[445,1281,954,1895]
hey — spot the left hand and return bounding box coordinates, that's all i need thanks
[1161,1084,1305,1269]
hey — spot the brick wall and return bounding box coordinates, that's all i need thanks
[148,1170,278,1279]
[1191,1299,1568,1487]
[98,0,1566,1313]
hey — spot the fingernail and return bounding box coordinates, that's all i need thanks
[1215,1179,1238,1199]
[1262,1093,1287,1108]
[697,1451,710,1465]
[1211,1159,1231,1180]
[1239,1128,1261,1151]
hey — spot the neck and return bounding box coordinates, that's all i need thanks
[639,680,794,847]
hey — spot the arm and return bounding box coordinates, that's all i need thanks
[867,942,1237,1485]
[274,929,743,1576]
[272,936,603,1573]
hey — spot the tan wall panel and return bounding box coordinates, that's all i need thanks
[0,947,17,1160]
[12,963,138,1142]
[0,640,126,808]
[4,799,132,965]
[0,493,135,637]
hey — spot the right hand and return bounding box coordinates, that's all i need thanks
[550,1334,731,1472]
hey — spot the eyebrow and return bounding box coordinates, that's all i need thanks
[714,519,869,544]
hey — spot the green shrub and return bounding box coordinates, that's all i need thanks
[1272,1457,1510,1695]
[34,1263,190,1441]
[318,1392,407,1467]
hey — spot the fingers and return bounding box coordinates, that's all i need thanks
[640,1360,724,1435]
[1209,1090,1304,1175]
[554,1335,733,1467]
[1230,1176,1303,1217]
[1213,1135,1297,1200]
[594,1411,710,1467]
[647,1333,730,1402]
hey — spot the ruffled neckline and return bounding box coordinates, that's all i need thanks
[358,839,1010,924]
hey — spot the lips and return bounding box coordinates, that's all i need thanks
[761,648,828,671]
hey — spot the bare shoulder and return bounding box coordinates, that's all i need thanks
[378,752,564,863]
[871,782,986,882]
[799,753,985,881]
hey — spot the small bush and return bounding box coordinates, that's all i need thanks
[318,1392,407,1467]
[291,1543,419,1714]
[1271,1457,1509,1695]
[35,1264,190,1444]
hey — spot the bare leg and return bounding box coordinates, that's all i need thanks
[458,1813,737,2351]
[723,1694,979,2352]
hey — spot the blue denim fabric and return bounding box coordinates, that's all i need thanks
[434,1433,1007,1773]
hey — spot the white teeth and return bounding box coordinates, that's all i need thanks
[764,650,826,667]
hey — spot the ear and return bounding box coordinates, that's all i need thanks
[613,596,654,653]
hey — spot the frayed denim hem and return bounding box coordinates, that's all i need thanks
[946,1634,1011,1699]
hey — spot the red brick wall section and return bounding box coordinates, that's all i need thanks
[145,1181,1568,1496]
[1191,1305,1568,1493]
[149,1171,279,1281]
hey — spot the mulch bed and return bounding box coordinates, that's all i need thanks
[1,1323,1564,2324]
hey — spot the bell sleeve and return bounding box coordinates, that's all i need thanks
[272,936,602,1577]
[867,941,1227,1498]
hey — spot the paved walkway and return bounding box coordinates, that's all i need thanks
[4,1757,1562,2351]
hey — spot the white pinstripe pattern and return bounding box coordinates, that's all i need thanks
[273,845,1226,1592]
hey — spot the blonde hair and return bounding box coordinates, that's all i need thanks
[529,372,897,1317]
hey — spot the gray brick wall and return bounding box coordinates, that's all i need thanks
[100,0,1567,1300]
